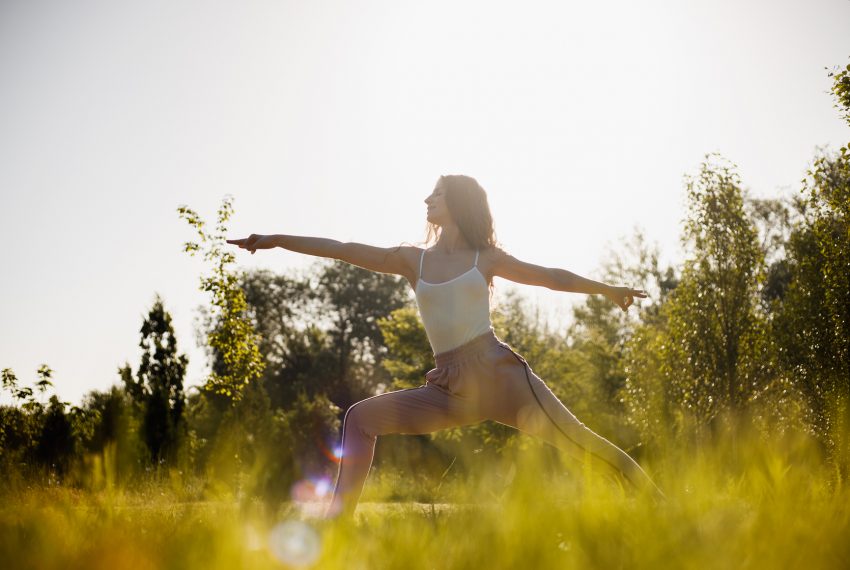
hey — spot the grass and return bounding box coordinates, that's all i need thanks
[1,422,849,569]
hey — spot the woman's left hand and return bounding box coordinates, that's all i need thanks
[604,286,648,312]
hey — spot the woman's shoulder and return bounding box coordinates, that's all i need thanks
[394,244,425,269]
[477,245,509,283]
[479,244,508,260]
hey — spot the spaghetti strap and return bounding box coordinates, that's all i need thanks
[474,250,479,267]
[419,249,425,279]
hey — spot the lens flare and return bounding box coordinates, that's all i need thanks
[243,522,265,551]
[268,520,321,568]
[314,477,331,497]
[314,434,344,464]
[290,475,334,503]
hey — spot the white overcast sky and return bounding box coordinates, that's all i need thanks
[1,0,848,407]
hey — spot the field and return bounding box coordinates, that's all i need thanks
[2,423,848,570]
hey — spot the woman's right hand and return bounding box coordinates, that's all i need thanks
[226,234,276,255]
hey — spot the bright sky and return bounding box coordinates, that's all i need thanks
[1,0,848,407]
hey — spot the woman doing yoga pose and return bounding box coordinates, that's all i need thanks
[227,174,665,520]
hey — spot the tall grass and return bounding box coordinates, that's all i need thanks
[1,417,848,569]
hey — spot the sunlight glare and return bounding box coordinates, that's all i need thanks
[268,520,322,568]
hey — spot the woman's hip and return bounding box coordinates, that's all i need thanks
[425,330,531,397]
[431,329,522,367]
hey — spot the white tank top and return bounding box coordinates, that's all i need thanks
[414,248,494,354]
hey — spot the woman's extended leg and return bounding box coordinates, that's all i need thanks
[325,384,483,520]
[485,346,665,499]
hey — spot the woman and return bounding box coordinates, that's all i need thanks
[227,174,665,521]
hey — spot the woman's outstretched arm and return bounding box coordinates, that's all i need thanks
[227,233,342,257]
[226,234,413,278]
[489,248,646,312]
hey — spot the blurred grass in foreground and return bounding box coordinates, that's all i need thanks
[1,417,849,570]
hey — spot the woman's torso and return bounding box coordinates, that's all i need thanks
[411,247,494,355]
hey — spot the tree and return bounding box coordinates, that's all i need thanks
[622,155,771,443]
[767,63,850,474]
[35,395,76,479]
[1,367,42,481]
[178,195,266,402]
[747,197,794,308]
[78,385,143,486]
[774,150,850,457]
[1,366,84,485]
[828,57,850,126]
[376,304,433,394]
[218,260,411,410]
[237,267,338,409]
[565,230,678,449]
[316,259,411,408]
[119,294,188,465]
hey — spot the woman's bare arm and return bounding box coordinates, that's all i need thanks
[489,248,646,311]
[273,234,343,257]
[226,234,340,257]
[226,234,412,279]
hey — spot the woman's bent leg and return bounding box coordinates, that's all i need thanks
[325,384,481,520]
[486,347,664,499]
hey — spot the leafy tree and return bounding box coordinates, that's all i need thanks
[2,366,36,411]
[199,379,275,499]
[768,63,850,474]
[119,294,188,465]
[78,385,143,486]
[274,391,341,489]
[376,305,432,391]
[316,260,411,408]
[565,230,678,449]
[622,155,772,443]
[237,268,339,409]
[828,56,850,126]
[183,374,340,506]
[747,198,794,308]
[1,366,85,485]
[774,151,850,457]
[178,195,265,402]
[215,260,410,410]
[1,368,41,481]
[35,394,76,478]
[81,386,127,453]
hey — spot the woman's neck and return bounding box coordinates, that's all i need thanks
[434,225,472,254]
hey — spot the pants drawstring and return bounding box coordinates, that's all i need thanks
[502,345,637,489]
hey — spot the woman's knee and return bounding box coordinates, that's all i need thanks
[343,402,373,437]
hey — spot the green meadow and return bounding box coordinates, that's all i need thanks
[2,418,849,569]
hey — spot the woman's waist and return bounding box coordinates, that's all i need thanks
[432,327,505,367]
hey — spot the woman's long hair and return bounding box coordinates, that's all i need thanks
[421,174,504,300]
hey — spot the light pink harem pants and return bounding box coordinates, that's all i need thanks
[325,329,660,518]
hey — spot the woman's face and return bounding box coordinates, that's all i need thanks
[424,182,451,226]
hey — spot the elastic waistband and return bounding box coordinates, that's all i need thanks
[433,329,506,368]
